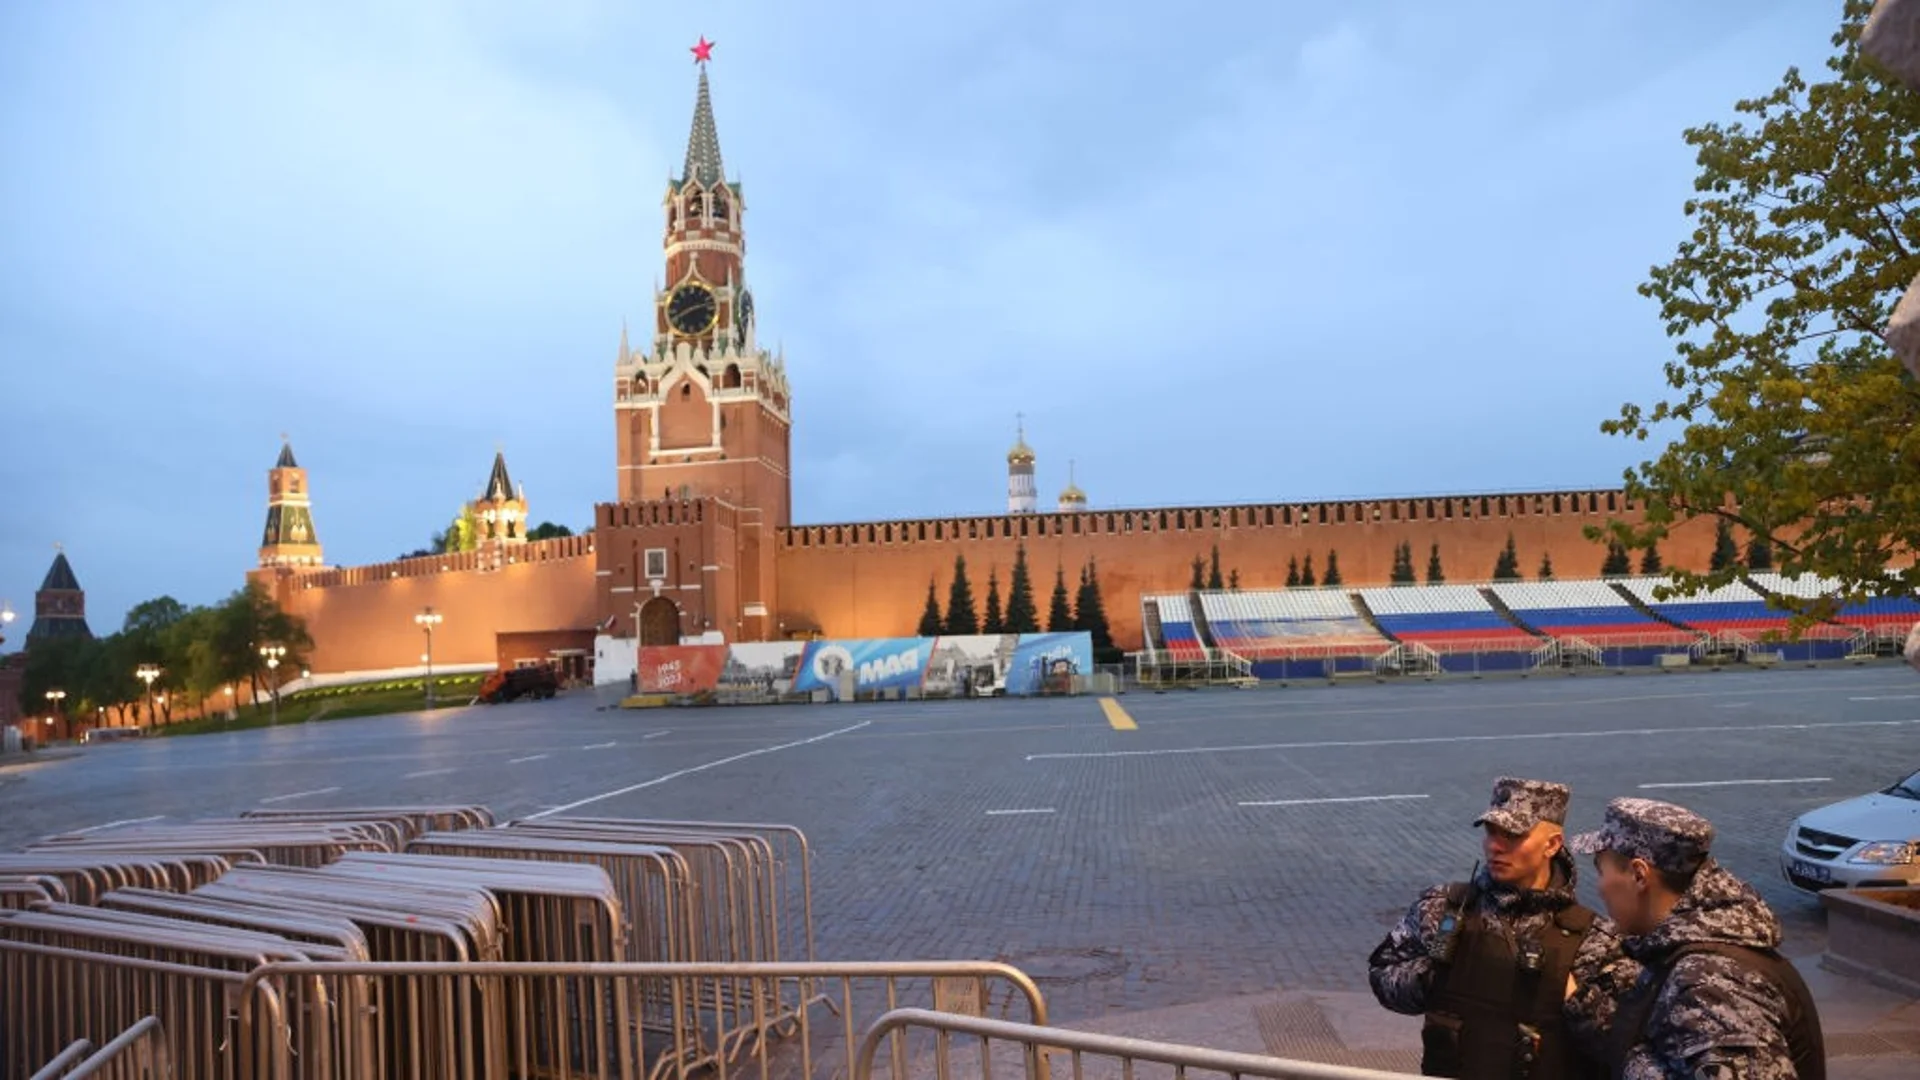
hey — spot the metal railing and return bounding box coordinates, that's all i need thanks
[853,1008,1420,1080]
[30,1017,168,1080]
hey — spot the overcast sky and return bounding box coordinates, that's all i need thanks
[0,0,1837,636]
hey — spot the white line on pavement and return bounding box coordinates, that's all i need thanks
[642,731,671,740]
[259,787,340,804]
[1638,777,1832,790]
[508,754,549,764]
[1025,718,1920,762]
[71,815,165,834]
[528,721,872,820]
[1238,794,1430,807]
[583,742,617,750]
[1713,703,1753,709]
[404,768,456,778]
[985,808,1056,816]
[1849,694,1920,701]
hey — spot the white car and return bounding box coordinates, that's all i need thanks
[1780,767,1920,892]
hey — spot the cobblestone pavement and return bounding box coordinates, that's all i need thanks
[4,664,1918,1039]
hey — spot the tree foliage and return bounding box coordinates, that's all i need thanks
[1390,541,1418,585]
[527,521,573,541]
[1286,556,1301,588]
[917,578,943,637]
[1640,543,1665,575]
[17,582,312,732]
[1074,559,1122,663]
[1322,550,1343,587]
[1426,543,1446,585]
[1709,519,1742,572]
[1538,552,1556,580]
[1206,545,1225,591]
[1601,541,1634,577]
[982,569,1005,634]
[944,555,979,635]
[1492,534,1522,581]
[1595,0,1920,623]
[1004,545,1040,633]
[1299,553,1317,588]
[1046,567,1075,632]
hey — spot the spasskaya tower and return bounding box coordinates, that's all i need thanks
[602,38,791,645]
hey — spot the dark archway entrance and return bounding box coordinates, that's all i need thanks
[638,597,681,646]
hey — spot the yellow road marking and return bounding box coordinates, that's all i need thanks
[1099,697,1138,731]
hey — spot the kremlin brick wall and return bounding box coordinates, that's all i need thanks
[774,488,1698,648]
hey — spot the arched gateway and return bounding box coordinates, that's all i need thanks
[638,597,681,646]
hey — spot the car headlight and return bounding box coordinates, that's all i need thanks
[1847,842,1918,865]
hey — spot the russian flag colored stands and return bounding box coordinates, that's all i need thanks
[1152,594,1208,661]
[1489,580,1697,666]
[1747,572,1918,658]
[1613,578,1799,637]
[1358,585,1539,674]
[1198,589,1392,679]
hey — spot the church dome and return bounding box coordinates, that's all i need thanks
[1058,482,1087,506]
[1007,436,1036,466]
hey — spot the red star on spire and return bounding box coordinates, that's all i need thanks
[690,37,715,64]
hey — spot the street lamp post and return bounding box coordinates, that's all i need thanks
[415,607,443,709]
[44,689,66,742]
[0,601,14,649]
[259,645,286,725]
[135,664,162,729]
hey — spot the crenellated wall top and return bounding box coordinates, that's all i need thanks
[777,487,1642,550]
[288,532,595,589]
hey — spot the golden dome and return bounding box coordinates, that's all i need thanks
[1058,483,1087,504]
[1007,437,1036,466]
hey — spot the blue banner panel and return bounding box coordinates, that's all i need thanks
[790,638,932,698]
[1003,633,1094,696]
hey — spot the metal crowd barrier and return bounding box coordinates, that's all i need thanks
[28,1016,168,1080]
[233,959,1049,1080]
[853,1009,1421,1080]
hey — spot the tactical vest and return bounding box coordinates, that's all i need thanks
[1605,942,1825,1080]
[1423,881,1600,1080]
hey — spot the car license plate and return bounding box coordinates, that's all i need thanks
[1791,859,1832,884]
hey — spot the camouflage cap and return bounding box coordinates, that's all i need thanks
[1568,797,1715,875]
[1472,777,1570,834]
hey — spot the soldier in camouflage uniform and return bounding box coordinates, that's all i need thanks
[1566,798,1825,1080]
[1369,778,1624,1079]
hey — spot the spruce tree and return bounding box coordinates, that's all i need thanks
[1300,553,1317,588]
[1189,556,1206,591]
[1426,543,1445,585]
[983,569,1005,634]
[1640,544,1664,575]
[1492,534,1522,581]
[1709,519,1740,571]
[1077,558,1120,663]
[1004,545,1040,633]
[1747,534,1774,571]
[916,578,943,637]
[1390,541,1416,585]
[1046,567,1075,632]
[1286,556,1301,588]
[944,554,979,635]
[1601,541,1633,576]
[1322,550,1343,587]
[1228,568,1241,590]
[1207,545,1225,590]
[1538,552,1555,580]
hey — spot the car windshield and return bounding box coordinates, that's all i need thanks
[1885,770,1920,800]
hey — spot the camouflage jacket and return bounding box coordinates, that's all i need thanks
[1580,860,1800,1080]
[1368,852,1625,1016]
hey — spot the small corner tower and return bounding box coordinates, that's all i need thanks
[471,448,530,544]
[1007,415,1037,514]
[260,439,323,569]
[1057,459,1088,513]
[27,546,92,644]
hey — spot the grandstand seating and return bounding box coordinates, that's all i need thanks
[1358,585,1537,649]
[1151,594,1207,661]
[1613,577,1817,638]
[1488,581,1697,645]
[1196,589,1392,660]
[1747,572,1920,633]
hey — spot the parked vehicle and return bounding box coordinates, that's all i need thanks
[477,665,560,704]
[1780,766,1920,891]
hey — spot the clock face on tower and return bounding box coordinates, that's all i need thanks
[734,290,754,347]
[667,283,718,335]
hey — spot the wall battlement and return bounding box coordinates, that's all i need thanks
[289,532,595,590]
[777,487,1639,552]
[597,498,739,532]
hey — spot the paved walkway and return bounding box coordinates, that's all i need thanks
[1042,959,1919,1079]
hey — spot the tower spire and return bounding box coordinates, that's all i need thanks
[682,41,725,188]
